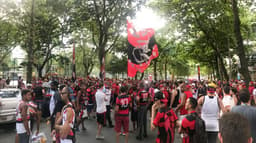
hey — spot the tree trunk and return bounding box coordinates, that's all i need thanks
[98,47,105,81]
[211,62,216,80]
[26,0,35,84]
[38,66,43,78]
[231,0,251,87]
[153,59,157,81]
[215,56,221,80]
[219,56,229,81]
[164,58,167,80]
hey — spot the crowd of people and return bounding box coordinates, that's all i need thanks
[7,75,256,143]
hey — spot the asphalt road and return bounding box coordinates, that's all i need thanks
[0,116,182,143]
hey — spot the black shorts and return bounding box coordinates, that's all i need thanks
[86,104,94,113]
[96,112,105,125]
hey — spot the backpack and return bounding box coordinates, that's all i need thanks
[189,113,207,143]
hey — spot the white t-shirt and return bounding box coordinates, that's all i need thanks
[95,89,106,113]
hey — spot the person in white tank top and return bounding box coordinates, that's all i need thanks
[54,86,75,143]
[16,89,32,143]
[198,82,226,143]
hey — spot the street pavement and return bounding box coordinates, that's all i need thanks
[0,115,182,143]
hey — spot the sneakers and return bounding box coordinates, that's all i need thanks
[119,132,126,136]
[96,135,104,140]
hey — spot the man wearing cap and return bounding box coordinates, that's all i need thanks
[198,82,226,143]
[151,90,178,143]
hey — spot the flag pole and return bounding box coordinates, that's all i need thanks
[72,41,76,82]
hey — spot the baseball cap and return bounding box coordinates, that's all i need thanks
[208,82,217,93]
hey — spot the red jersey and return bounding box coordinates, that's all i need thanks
[153,107,177,143]
[181,111,196,143]
[163,90,169,101]
[249,86,254,95]
[138,91,149,106]
[116,95,131,116]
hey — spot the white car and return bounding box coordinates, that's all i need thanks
[0,88,21,124]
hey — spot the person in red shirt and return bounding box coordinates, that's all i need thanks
[160,84,170,106]
[179,97,198,143]
[175,84,192,120]
[115,86,132,143]
[151,90,178,143]
[249,82,255,105]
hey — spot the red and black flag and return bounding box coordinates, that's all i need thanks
[72,42,76,82]
[127,20,159,77]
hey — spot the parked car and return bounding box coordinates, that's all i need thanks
[0,88,21,124]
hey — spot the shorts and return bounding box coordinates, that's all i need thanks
[18,133,30,143]
[86,104,94,113]
[96,112,105,125]
[115,116,129,134]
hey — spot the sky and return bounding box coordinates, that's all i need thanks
[11,5,166,60]
[132,6,166,31]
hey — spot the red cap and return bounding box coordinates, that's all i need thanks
[186,84,191,89]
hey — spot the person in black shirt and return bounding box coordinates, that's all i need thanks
[51,84,66,143]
